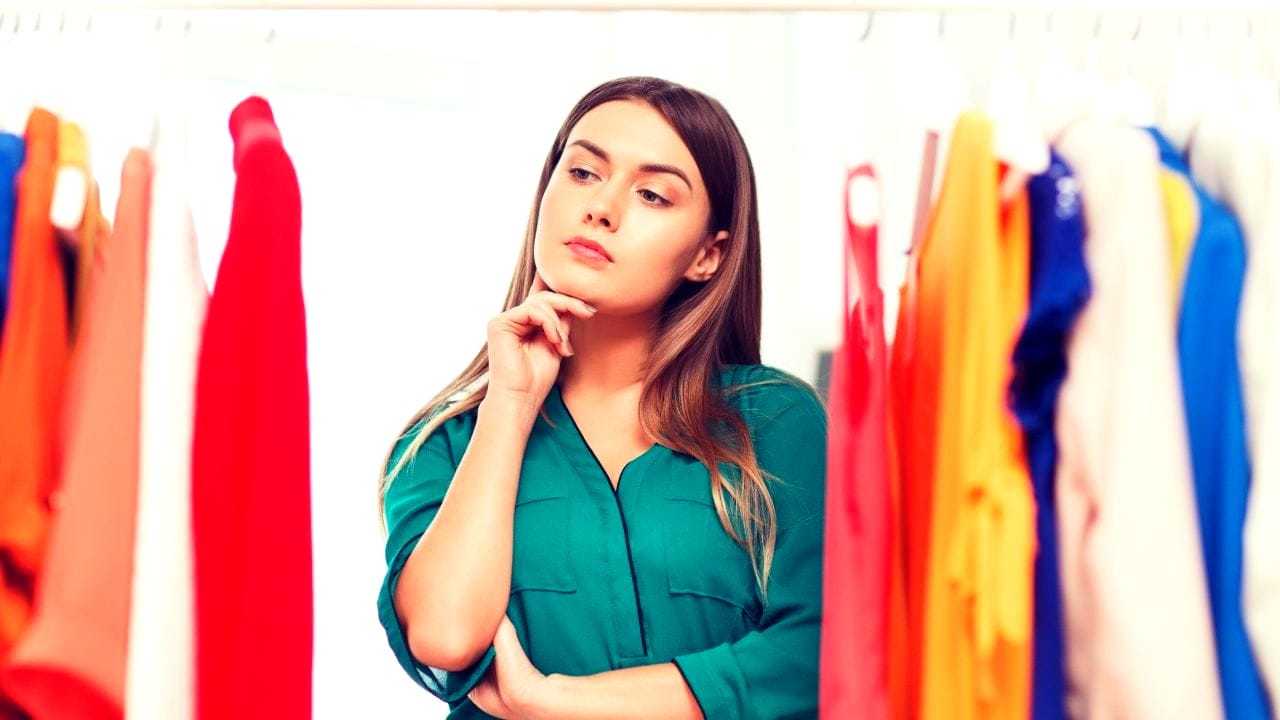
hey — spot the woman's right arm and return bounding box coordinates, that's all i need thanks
[394,391,540,672]
[392,278,596,674]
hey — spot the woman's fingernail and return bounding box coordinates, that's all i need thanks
[585,304,598,313]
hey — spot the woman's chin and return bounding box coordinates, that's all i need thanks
[541,271,597,305]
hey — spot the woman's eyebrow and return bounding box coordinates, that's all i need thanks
[569,138,692,191]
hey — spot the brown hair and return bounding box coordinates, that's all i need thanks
[380,76,790,598]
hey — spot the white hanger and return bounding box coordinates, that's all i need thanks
[1164,15,1214,151]
[1080,15,1114,121]
[1032,12,1086,141]
[840,12,873,171]
[925,12,968,137]
[50,12,90,234]
[146,15,170,152]
[1111,16,1156,128]
[987,13,1049,184]
[1236,16,1276,121]
[248,23,276,100]
[842,12,879,318]
[0,13,8,134]
[3,13,36,137]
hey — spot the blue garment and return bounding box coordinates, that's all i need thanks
[0,132,25,341]
[1149,128,1272,720]
[1010,150,1089,720]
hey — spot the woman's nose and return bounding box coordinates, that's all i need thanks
[584,187,620,229]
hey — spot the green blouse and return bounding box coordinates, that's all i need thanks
[377,363,827,719]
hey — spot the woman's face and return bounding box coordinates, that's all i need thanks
[533,99,727,315]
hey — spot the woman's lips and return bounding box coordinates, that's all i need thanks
[566,238,613,263]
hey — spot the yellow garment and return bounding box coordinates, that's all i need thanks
[55,122,109,344]
[919,111,1034,720]
[1157,168,1199,308]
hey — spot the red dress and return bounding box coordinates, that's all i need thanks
[191,97,311,720]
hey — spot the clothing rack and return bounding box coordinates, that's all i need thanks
[0,0,1276,12]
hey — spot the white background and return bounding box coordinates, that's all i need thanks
[1,3,1276,716]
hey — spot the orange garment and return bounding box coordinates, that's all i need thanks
[54,122,108,345]
[888,150,948,720]
[885,390,910,720]
[0,109,66,714]
[4,149,151,720]
[918,112,1034,720]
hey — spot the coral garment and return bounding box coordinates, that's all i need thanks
[3,149,149,720]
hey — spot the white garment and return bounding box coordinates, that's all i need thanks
[1054,119,1223,720]
[1189,94,1280,706]
[124,110,209,720]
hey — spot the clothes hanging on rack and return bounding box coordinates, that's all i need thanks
[1187,94,1280,709]
[915,111,1034,720]
[1052,120,1223,720]
[889,129,946,720]
[126,106,207,720]
[1009,149,1089,720]
[3,146,146,720]
[819,164,891,720]
[0,134,24,341]
[0,110,69,717]
[1156,168,1198,306]
[857,98,1280,720]
[1150,127,1272,720]
[54,122,107,346]
[191,96,312,720]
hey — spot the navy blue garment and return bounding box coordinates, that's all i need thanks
[1149,127,1272,720]
[1010,150,1089,720]
[0,132,25,340]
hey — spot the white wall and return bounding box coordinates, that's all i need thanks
[3,5,1275,717]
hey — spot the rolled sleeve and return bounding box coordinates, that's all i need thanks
[376,410,494,703]
[674,384,826,720]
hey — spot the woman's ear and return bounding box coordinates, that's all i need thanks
[684,230,729,283]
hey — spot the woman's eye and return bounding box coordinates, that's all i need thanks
[639,189,670,206]
[569,167,596,182]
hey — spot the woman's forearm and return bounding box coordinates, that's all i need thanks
[535,662,703,720]
[394,392,540,672]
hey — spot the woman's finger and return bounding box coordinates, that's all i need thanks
[526,300,574,354]
[532,292,597,321]
[503,303,559,345]
[468,670,514,719]
[524,304,572,356]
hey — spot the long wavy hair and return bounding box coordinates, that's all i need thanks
[380,76,790,597]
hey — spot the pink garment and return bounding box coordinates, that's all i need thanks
[819,165,891,720]
[1054,119,1223,720]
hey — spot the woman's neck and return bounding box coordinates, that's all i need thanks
[558,310,658,398]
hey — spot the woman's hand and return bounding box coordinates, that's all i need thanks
[467,617,554,720]
[486,274,596,406]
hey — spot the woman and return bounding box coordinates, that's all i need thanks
[377,76,827,720]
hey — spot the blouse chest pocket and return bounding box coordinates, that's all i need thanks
[662,476,761,619]
[510,470,578,595]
